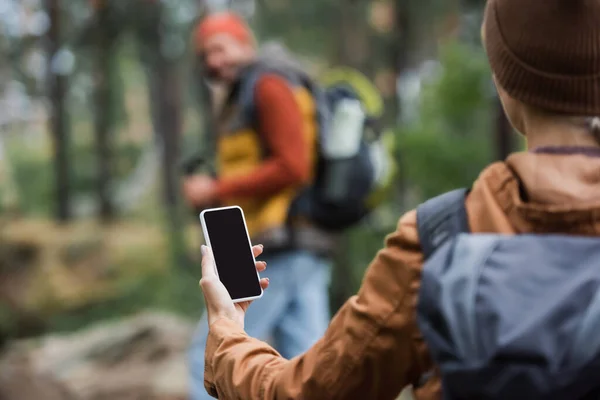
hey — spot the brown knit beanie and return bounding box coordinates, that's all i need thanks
[484,0,600,116]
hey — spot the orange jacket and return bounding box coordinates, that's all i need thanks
[203,152,600,399]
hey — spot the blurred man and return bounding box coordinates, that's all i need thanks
[183,12,334,400]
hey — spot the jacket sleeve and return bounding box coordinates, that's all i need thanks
[203,210,436,400]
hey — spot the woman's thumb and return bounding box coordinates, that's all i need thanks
[199,245,233,304]
[201,245,217,278]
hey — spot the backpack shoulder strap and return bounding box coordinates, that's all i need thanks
[237,63,298,125]
[416,188,470,260]
[413,188,470,390]
[238,62,329,148]
[237,64,267,120]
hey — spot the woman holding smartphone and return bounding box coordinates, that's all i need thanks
[199,0,600,398]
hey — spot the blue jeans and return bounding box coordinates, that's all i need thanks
[188,249,332,400]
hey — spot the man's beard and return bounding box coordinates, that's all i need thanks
[205,65,239,84]
[205,66,223,82]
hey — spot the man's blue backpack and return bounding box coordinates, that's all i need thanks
[416,189,600,400]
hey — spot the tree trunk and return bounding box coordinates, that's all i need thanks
[391,0,413,211]
[155,60,182,223]
[147,53,187,268]
[394,0,412,78]
[334,0,371,74]
[45,0,71,222]
[93,5,115,222]
[329,0,375,313]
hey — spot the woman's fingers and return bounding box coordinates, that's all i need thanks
[256,261,267,272]
[260,277,270,290]
[253,245,266,274]
[252,244,264,258]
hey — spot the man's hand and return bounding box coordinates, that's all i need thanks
[183,175,217,208]
[200,244,269,329]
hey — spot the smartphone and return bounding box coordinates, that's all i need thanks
[200,206,263,303]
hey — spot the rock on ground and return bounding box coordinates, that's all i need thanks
[0,311,194,400]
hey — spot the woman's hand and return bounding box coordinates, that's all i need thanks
[200,244,269,329]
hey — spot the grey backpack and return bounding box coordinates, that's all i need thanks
[415,189,600,400]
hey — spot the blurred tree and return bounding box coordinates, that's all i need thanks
[455,0,516,159]
[369,0,458,212]
[253,0,336,59]
[91,1,121,222]
[327,0,371,311]
[398,40,494,202]
[134,0,198,268]
[45,0,72,222]
[335,0,370,74]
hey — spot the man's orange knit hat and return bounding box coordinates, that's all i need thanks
[194,12,254,52]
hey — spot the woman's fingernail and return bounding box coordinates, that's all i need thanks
[201,245,207,256]
[266,278,270,282]
[259,244,264,249]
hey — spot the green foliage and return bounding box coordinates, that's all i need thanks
[6,139,144,216]
[397,40,495,200]
[331,224,389,301]
[5,143,54,216]
[254,0,338,58]
[70,140,145,195]
[48,266,203,333]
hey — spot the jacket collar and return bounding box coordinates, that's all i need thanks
[480,151,600,234]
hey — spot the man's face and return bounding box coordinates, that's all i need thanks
[201,34,252,84]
